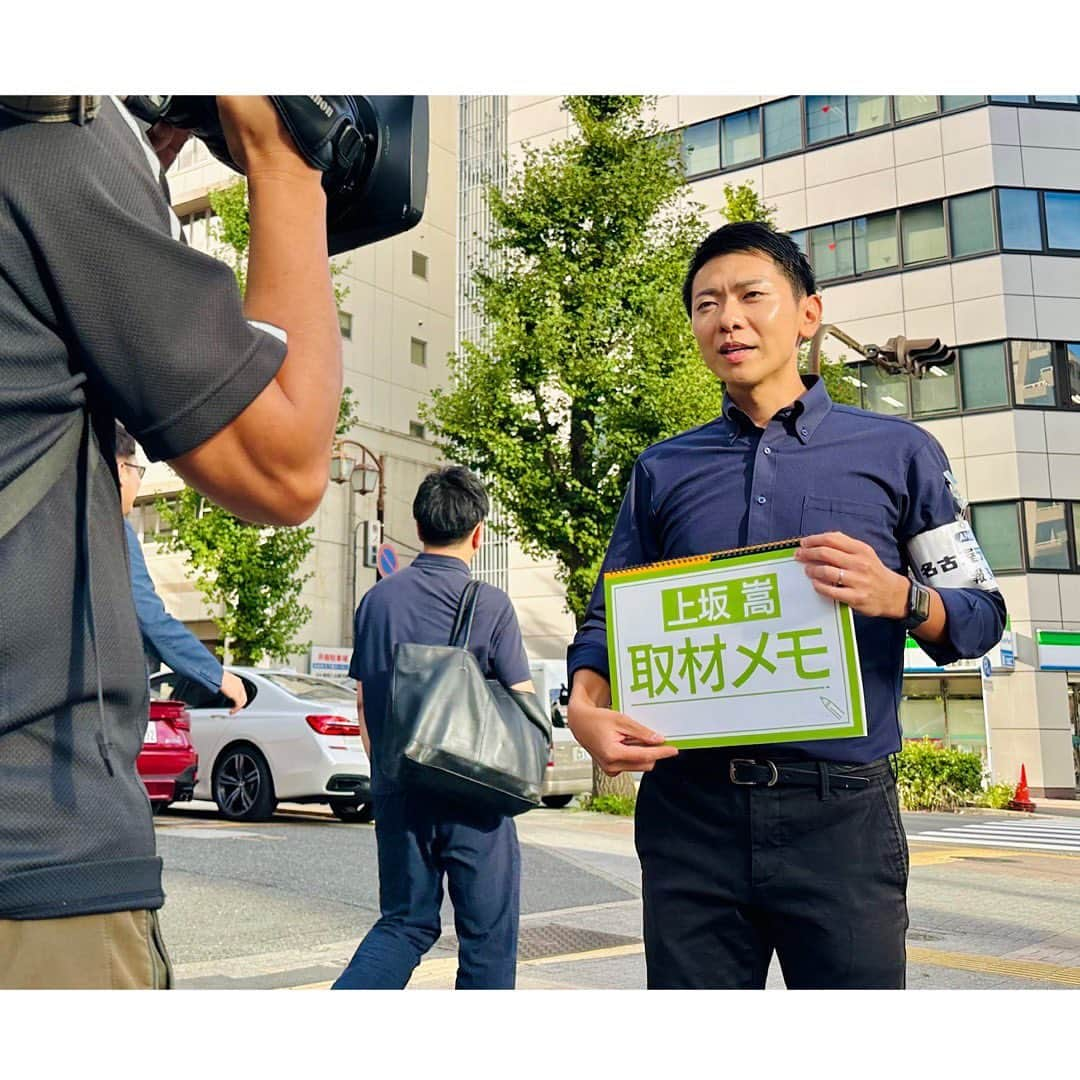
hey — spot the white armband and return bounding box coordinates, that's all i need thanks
[905,519,997,591]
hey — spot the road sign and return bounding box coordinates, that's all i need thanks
[376,542,398,577]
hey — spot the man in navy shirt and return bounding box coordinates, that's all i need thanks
[567,222,1006,989]
[333,466,533,990]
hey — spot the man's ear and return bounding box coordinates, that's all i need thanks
[472,521,484,550]
[798,292,824,343]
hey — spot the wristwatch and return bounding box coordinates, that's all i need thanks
[902,580,932,631]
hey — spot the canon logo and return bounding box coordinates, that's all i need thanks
[310,94,334,119]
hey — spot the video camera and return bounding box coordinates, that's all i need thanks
[125,95,429,256]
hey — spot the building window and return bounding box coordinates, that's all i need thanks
[806,95,847,144]
[1067,344,1080,407]
[789,229,808,255]
[901,203,947,264]
[411,251,429,279]
[1035,95,1079,104]
[178,206,215,254]
[862,365,909,416]
[894,95,936,122]
[853,211,899,273]
[912,359,959,416]
[941,95,985,111]
[410,337,427,367]
[338,311,353,340]
[1024,500,1071,571]
[847,95,890,134]
[721,108,760,167]
[971,502,1023,573]
[998,188,1042,250]
[810,220,854,281]
[949,190,996,257]
[990,95,1030,103]
[409,421,426,439]
[1044,190,1080,250]
[764,97,801,157]
[959,342,1009,410]
[901,677,987,761]
[682,119,720,177]
[1011,340,1056,407]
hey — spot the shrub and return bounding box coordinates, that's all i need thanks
[579,793,636,816]
[971,782,1015,810]
[895,739,983,811]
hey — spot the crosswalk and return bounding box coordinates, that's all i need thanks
[909,817,1080,854]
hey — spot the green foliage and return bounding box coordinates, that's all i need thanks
[579,792,636,816]
[971,782,1015,810]
[156,488,314,664]
[337,385,360,437]
[428,95,723,621]
[719,181,777,227]
[895,739,984,811]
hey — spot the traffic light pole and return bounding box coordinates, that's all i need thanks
[807,323,956,379]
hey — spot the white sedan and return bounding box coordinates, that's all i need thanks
[149,667,371,823]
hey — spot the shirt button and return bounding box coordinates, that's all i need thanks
[757,496,767,505]
[800,427,809,437]
[763,447,772,455]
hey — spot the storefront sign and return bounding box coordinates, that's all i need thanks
[310,646,353,678]
[605,546,866,748]
[1036,629,1080,671]
[904,618,1015,674]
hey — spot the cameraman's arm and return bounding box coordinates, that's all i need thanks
[168,97,341,527]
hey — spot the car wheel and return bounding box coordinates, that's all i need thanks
[541,794,575,809]
[213,745,277,822]
[330,798,374,823]
[150,800,170,815]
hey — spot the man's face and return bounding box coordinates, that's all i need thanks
[689,249,822,392]
[117,455,142,516]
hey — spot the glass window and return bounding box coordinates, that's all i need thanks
[946,678,988,761]
[998,188,1042,249]
[1025,500,1071,570]
[338,310,353,340]
[1045,191,1080,250]
[900,679,947,743]
[764,97,801,157]
[990,95,1030,103]
[912,360,960,415]
[682,120,720,177]
[959,342,1009,410]
[863,365,909,416]
[409,421,426,439]
[853,212,899,273]
[971,503,1023,573]
[901,203,947,264]
[810,220,854,281]
[410,337,427,367]
[806,95,847,144]
[411,251,429,278]
[1067,344,1080,407]
[949,190,996,257]
[941,95,984,111]
[264,673,356,703]
[894,95,937,122]
[789,229,807,255]
[722,109,760,166]
[1034,95,1079,104]
[1011,340,1056,406]
[847,95,890,133]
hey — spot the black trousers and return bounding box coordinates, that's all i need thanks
[635,752,909,989]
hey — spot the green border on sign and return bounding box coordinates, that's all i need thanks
[605,547,866,748]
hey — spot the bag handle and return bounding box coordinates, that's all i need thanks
[449,579,481,649]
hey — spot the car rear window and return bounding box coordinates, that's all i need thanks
[263,673,356,703]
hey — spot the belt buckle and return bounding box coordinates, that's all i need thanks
[729,758,779,787]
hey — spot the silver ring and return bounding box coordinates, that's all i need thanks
[836,568,845,588]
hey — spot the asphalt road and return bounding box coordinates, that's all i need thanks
[154,800,1080,990]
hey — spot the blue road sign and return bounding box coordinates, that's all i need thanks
[377,542,399,577]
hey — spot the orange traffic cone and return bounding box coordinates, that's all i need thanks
[1007,764,1036,813]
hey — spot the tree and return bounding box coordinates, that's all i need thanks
[156,179,352,665]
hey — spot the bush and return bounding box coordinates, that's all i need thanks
[895,739,983,811]
[971,782,1015,810]
[579,793,636,816]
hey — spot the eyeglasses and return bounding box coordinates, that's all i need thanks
[121,462,146,480]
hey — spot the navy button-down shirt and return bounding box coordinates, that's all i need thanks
[567,376,1007,764]
[350,553,532,794]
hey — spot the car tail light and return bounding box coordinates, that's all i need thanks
[172,716,191,732]
[306,714,360,736]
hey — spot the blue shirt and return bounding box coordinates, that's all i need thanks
[567,376,1007,764]
[124,520,223,693]
[349,553,532,794]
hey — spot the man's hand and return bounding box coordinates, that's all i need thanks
[146,121,191,172]
[215,96,319,182]
[220,671,248,715]
[568,670,678,777]
[795,531,909,618]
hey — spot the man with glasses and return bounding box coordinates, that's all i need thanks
[116,424,247,715]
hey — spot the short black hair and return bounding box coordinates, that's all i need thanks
[682,221,817,316]
[114,421,137,459]
[413,466,490,545]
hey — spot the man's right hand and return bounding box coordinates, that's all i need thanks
[215,96,319,181]
[220,671,248,715]
[568,670,678,776]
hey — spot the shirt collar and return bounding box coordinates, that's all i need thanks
[413,552,471,574]
[721,374,833,445]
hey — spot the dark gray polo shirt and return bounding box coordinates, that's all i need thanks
[349,553,532,795]
[0,98,285,918]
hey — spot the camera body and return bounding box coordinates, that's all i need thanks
[123,95,428,255]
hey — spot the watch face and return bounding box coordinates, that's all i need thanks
[912,583,931,620]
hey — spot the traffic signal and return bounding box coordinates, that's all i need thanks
[882,336,956,377]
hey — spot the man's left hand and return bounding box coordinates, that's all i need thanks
[147,120,191,171]
[795,532,909,619]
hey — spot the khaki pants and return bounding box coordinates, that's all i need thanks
[0,909,173,989]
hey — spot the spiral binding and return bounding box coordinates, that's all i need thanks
[604,537,803,579]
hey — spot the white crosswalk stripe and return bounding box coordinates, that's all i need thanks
[910,817,1080,854]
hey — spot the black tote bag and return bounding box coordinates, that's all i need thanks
[387,580,552,816]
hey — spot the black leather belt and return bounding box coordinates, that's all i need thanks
[726,757,887,791]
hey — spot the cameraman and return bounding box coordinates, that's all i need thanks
[0,97,341,988]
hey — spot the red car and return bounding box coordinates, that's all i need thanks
[138,698,198,813]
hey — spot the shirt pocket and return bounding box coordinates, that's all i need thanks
[800,495,900,568]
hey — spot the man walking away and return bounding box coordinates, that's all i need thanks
[333,467,533,990]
